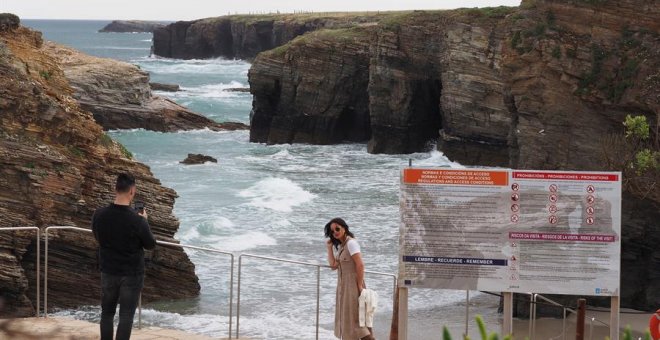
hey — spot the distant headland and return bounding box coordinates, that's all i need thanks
[99,20,167,33]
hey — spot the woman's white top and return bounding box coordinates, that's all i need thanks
[346,239,360,256]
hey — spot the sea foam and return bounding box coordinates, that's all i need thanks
[238,177,316,212]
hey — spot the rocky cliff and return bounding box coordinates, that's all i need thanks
[246,1,660,311]
[152,13,392,60]
[41,42,246,132]
[99,20,165,33]
[0,17,200,316]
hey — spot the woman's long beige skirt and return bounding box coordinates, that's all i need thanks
[334,242,371,340]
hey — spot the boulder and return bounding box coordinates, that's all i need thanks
[180,154,218,165]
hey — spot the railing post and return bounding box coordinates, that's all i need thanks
[138,293,142,329]
[45,227,49,317]
[531,293,537,340]
[36,228,40,317]
[464,290,469,339]
[236,255,243,339]
[316,266,321,340]
[229,254,234,340]
[576,298,586,340]
[563,308,567,340]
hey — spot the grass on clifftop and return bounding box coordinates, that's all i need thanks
[266,26,372,57]
[224,11,408,25]
[380,6,517,31]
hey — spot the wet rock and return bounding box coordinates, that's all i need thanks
[180,154,218,165]
[150,82,180,92]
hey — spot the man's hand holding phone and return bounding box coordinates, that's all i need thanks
[133,201,148,219]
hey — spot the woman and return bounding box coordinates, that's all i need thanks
[325,217,375,340]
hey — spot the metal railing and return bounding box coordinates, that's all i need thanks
[529,293,577,340]
[44,226,236,339]
[236,253,398,340]
[0,227,41,317]
[156,240,235,339]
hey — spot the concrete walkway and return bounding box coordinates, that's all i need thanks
[0,316,249,340]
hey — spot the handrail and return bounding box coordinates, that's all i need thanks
[236,253,397,340]
[0,227,41,317]
[530,293,578,340]
[44,226,90,319]
[44,226,236,339]
[156,240,235,339]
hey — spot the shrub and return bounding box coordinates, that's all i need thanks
[118,143,133,159]
[602,114,660,202]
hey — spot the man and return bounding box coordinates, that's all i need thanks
[92,173,156,340]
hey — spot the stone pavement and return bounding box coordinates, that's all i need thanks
[0,316,249,340]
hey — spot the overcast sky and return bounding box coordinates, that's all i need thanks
[3,0,521,21]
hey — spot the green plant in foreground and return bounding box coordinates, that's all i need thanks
[443,315,512,340]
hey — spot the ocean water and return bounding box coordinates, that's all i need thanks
[23,20,502,340]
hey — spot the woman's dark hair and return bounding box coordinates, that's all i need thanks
[324,217,355,249]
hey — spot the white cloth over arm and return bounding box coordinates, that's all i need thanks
[358,288,378,327]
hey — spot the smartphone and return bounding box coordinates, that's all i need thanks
[133,201,145,213]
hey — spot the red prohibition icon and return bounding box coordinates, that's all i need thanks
[511,214,519,223]
[549,194,558,203]
[511,204,519,212]
[586,216,595,225]
[549,205,558,214]
[511,193,520,201]
[549,215,558,224]
[586,195,595,204]
[586,206,595,215]
[511,183,519,191]
[587,185,595,193]
[549,184,558,192]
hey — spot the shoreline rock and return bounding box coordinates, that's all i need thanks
[42,42,248,132]
[150,82,181,92]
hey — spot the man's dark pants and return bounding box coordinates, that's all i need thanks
[100,273,144,340]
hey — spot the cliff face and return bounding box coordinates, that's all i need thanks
[249,28,373,144]
[249,2,658,167]
[152,13,388,60]
[0,22,199,316]
[41,42,246,132]
[247,1,660,311]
